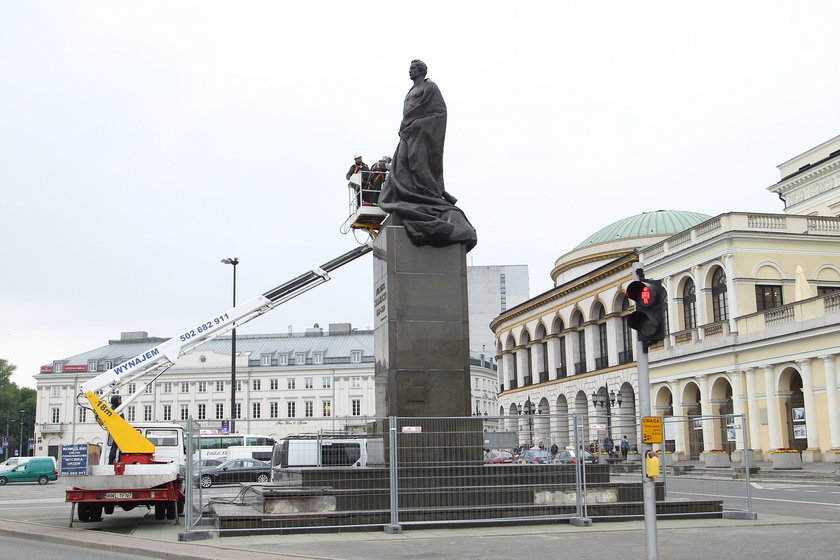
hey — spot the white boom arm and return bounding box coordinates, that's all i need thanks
[79,244,373,399]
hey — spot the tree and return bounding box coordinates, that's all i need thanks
[0,359,36,458]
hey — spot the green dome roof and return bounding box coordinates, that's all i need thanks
[574,210,712,249]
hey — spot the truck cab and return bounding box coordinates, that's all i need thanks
[98,423,185,470]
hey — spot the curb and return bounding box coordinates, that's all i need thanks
[0,519,315,560]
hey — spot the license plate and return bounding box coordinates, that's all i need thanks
[104,492,133,499]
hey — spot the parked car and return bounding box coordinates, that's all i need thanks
[196,458,271,488]
[518,450,552,464]
[192,459,223,472]
[483,450,514,464]
[555,449,599,465]
[0,457,58,485]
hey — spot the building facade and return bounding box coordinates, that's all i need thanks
[467,265,530,358]
[33,323,498,458]
[493,136,840,462]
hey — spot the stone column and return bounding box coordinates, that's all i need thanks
[744,367,762,456]
[663,275,677,347]
[724,254,739,334]
[820,354,840,449]
[697,375,715,453]
[692,266,706,339]
[546,336,558,380]
[728,370,747,450]
[605,316,620,366]
[763,365,783,450]
[668,380,688,459]
[797,358,820,459]
[516,347,528,388]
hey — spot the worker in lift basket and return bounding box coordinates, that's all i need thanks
[107,394,123,465]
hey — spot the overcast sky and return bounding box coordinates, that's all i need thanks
[2,1,839,388]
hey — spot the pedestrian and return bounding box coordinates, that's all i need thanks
[620,436,630,458]
[538,441,545,451]
[603,435,614,457]
[550,442,558,458]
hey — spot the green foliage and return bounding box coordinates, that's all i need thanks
[0,359,36,458]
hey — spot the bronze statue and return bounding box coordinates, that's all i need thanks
[379,60,477,251]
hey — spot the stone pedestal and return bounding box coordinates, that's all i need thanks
[372,226,476,464]
[771,452,803,470]
[703,453,730,468]
[373,225,471,418]
[730,449,756,468]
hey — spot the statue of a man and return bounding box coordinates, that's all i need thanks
[379,60,477,251]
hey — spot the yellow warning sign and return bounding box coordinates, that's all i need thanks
[641,416,663,444]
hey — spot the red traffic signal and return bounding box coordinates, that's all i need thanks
[625,279,665,344]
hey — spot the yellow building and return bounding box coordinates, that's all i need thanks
[493,135,840,462]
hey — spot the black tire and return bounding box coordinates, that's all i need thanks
[0,477,7,486]
[256,473,269,483]
[77,503,91,522]
[89,504,103,522]
[165,501,177,520]
[199,474,213,488]
[104,503,115,515]
[37,475,49,485]
[154,503,165,520]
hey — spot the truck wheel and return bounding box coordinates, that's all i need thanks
[0,477,7,486]
[89,505,103,521]
[154,503,166,520]
[166,501,177,520]
[38,475,49,485]
[200,475,213,488]
[104,504,115,515]
[256,473,269,483]
[77,503,91,522]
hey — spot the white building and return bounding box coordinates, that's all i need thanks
[33,323,498,458]
[467,265,529,358]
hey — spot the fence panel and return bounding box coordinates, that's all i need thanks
[180,412,747,536]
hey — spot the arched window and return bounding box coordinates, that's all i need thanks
[683,279,697,330]
[712,268,728,322]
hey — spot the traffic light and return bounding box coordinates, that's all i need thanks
[625,278,665,344]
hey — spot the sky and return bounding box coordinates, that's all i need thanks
[2,1,839,388]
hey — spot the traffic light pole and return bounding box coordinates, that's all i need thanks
[633,264,658,560]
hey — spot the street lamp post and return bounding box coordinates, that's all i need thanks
[591,384,622,453]
[18,410,25,457]
[517,398,535,448]
[221,257,239,434]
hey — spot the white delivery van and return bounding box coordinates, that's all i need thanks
[271,435,384,481]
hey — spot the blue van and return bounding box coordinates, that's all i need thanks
[0,457,58,485]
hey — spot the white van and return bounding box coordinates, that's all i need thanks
[0,456,57,472]
[271,435,384,480]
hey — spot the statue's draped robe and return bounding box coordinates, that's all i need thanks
[379,78,477,251]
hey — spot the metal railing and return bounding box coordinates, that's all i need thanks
[179,413,749,537]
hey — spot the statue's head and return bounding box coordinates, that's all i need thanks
[409,59,428,79]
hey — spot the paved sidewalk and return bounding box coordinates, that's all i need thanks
[4,514,840,560]
[1,460,836,560]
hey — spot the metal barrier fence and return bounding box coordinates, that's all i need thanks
[181,413,753,536]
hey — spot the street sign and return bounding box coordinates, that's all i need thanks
[641,416,663,444]
[590,424,607,430]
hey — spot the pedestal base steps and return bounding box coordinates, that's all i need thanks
[204,464,723,533]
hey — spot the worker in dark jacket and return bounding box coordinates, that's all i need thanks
[366,155,391,204]
[107,394,123,465]
[346,154,370,206]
